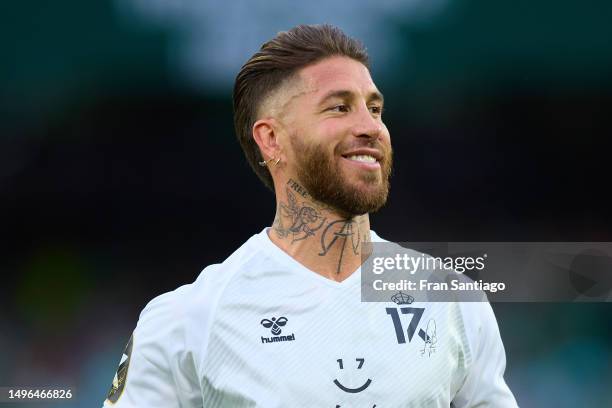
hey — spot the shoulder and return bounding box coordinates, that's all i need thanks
[135,230,268,349]
[451,303,517,406]
[145,229,267,306]
[455,301,503,366]
[369,229,388,243]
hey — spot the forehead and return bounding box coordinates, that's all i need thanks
[296,56,379,101]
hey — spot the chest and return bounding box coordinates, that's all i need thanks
[199,296,467,407]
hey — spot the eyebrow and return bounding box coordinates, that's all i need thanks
[317,89,384,106]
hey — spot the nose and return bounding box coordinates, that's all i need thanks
[351,104,383,139]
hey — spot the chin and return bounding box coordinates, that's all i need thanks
[337,166,382,188]
[345,174,383,192]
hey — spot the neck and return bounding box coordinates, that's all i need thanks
[269,178,372,282]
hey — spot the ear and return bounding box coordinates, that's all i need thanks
[252,117,283,162]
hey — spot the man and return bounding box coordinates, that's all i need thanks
[104,24,518,407]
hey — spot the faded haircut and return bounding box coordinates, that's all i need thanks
[233,24,369,191]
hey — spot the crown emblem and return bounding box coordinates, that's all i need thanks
[391,292,414,305]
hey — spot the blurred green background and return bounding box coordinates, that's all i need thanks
[1,1,611,406]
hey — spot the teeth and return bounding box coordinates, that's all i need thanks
[347,154,377,163]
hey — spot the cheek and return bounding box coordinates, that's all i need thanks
[317,121,349,152]
[287,126,334,162]
[292,123,340,157]
[317,121,344,139]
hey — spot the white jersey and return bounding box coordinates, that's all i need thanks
[103,229,518,407]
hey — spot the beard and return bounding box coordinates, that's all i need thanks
[290,135,393,217]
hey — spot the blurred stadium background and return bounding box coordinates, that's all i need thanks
[1,1,611,406]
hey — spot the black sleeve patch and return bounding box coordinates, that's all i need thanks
[106,334,133,404]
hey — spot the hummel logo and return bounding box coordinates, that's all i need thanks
[260,316,296,344]
[260,317,288,335]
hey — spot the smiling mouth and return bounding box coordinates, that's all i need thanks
[343,154,378,163]
[340,155,381,170]
[333,378,373,393]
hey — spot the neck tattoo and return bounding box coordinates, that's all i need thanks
[272,179,369,274]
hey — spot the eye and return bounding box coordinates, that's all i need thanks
[329,104,349,113]
[369,105,383,115]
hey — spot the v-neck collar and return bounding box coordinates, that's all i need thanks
[255,227,383,289]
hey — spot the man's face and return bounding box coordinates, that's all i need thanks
[279,56,392,217]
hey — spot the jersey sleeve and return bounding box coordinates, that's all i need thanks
[451,302,519,407]
[103,290,202,407]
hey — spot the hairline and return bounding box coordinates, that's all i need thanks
[255,55,373,123]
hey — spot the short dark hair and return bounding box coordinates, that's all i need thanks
[233,24,369,191]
